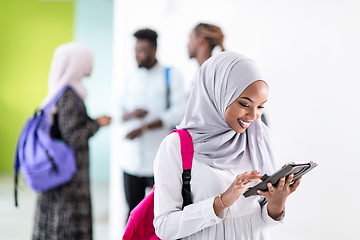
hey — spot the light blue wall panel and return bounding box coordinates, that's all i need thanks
[74,0,113,182]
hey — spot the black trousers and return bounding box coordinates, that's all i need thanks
[123,172,154,218]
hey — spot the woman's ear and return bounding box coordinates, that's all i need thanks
[198,36,207,46]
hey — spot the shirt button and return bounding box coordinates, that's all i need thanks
[211,219,216,224]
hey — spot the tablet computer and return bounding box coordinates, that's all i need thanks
[243,161,318,198]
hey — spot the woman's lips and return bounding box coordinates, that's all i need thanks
[238,119,251,129]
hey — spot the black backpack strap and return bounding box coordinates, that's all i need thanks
[14,171,18,207]
[182,169,192,208]
[14,139,20,207]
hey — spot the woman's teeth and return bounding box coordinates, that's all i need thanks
[239,119,250,126]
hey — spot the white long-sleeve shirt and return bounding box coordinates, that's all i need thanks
[119,62,186,177]
[154,133,283,240]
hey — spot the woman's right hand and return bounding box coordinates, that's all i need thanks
[222,170,262,206]
[96,115,111,127]
[214,170,262,215]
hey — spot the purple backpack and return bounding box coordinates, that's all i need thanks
[14,86,77,206]
[122,129,194,240]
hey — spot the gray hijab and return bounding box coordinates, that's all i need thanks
[177,52,276,174]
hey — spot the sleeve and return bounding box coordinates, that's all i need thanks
[57,88,100,149]
[153,134,223,239]
[160,69,186,129]
[261,201,285,227]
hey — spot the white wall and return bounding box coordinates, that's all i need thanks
[111,0,360,239]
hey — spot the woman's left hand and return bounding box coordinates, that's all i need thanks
[257,174,301,220]
[96,115,112,127]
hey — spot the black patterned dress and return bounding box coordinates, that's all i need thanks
[32,88,100,240]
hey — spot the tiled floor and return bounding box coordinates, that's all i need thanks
[0,173,109,240]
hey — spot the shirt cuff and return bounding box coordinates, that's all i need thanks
[87,118,100,138]
[199,197,223,228]
[261,202,285,228]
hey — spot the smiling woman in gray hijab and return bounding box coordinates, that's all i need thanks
[153,52,302,240]
[178,52,275,173]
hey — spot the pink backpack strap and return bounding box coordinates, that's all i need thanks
[169,129,193,170]
[169,129,194,208]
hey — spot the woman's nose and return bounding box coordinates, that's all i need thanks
[247,108,258,120]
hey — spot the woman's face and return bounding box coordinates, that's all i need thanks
[187,30,200,59]
[86,65,92,77]
[224,80,268,133]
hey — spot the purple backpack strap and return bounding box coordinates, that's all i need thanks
[41,85,72,116]
[169,129,194,208]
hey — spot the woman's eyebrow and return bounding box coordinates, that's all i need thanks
[240,97,267,104]
[240,97,253,103]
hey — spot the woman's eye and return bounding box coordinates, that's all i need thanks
[239,102,250,108]
[258,106,265,109]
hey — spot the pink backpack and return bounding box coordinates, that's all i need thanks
[123,129,194,240]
